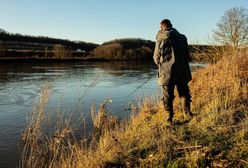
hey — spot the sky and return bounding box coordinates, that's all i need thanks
[0,0,247,44]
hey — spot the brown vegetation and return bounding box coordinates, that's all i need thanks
[92,41,153,61]
[190,45,227,63]
[53,44,72,58]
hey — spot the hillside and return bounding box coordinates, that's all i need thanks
[92,38,155,61]
[0,28,98,59]
[72,49,248,167]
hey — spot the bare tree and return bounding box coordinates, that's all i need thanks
[213,7,248,50]
[53,44,71,58]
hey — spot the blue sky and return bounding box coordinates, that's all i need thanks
[0,0,247,44]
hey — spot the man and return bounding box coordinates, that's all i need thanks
[153,19,193,124]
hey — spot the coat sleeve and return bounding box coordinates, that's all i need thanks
[153,34,160,66]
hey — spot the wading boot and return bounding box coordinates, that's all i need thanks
[163,97,174,125]
[181,97,193,117]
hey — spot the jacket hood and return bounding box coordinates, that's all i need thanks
[157,28,180,40]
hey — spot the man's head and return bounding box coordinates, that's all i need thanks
[160,19,172,30]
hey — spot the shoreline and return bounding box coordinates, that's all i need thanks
[0,57,112,62]
[0,57,158,63]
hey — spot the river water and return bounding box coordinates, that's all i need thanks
[0,61,205,168]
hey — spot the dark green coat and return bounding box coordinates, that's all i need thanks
[153,28,192,85]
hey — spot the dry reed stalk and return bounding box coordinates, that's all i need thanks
[19,85,51,168]
[19,84,86,168]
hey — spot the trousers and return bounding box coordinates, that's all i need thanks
[162,82,191,121]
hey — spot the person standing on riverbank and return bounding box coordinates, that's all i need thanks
[153,19,193,124]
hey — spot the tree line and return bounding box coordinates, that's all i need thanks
[0,29,98,52]
[93,38,155,61]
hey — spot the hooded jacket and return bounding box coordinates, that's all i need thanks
[153,28,192,85]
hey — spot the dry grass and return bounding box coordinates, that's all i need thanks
[19,85,84,168]
[19,49,248,167]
